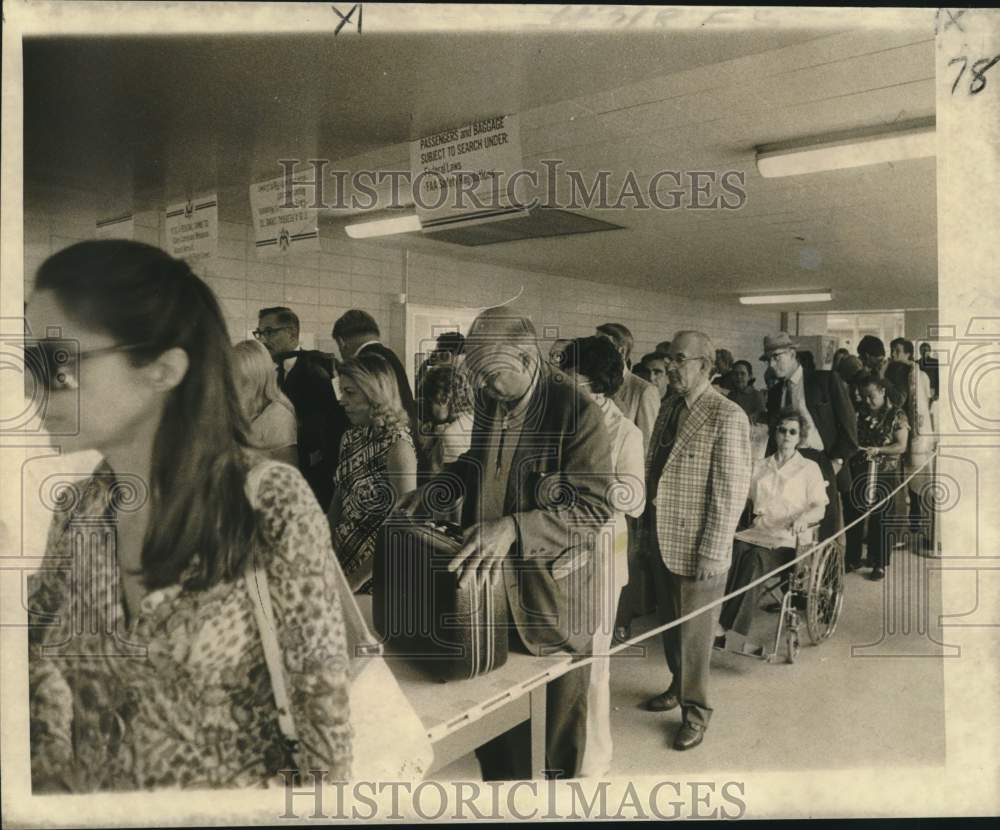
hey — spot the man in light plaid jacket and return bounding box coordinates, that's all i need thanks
[641,331,752,751]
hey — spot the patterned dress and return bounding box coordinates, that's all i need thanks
[853,402,910,569]
[332,422,414,593]
[28,460,352,792]
[857,402,909,472]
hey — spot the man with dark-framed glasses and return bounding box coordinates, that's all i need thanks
[255,306,347,510]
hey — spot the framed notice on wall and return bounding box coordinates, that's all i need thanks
[249,173,320,257]
[164,195,218,260]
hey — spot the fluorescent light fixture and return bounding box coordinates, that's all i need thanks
[756,118,935,178]
[345,213,422,239]
[739,291,832,305]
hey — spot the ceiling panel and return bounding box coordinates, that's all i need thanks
[23,19,937,310]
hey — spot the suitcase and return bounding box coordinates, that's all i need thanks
[372,519,509,681]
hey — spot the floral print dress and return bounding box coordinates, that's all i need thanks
[28,460,352,792]
[857,402,910,472]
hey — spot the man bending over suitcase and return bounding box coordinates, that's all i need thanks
[401,302,615,780]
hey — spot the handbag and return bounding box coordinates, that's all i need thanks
[335,559,435,780]
[244,461,433,782]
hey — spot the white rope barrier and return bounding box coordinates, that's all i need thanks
[549,448,940,680]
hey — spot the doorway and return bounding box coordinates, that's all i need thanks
[404,303,480,389]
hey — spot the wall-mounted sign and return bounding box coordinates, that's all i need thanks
[165,195,218,260]
[95,213,134,240]
[249,173,320,257]
[409,114,524,229]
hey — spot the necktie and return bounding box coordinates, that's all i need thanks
[781,379,791,410]
[273,351,295,388]
[495,405,509,480]
[647,400,683,501]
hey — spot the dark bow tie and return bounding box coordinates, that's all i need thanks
[272,350,298,365]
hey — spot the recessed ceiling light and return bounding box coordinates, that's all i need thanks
[756,119,935,178]
[344,213,422,239]
[739,291,833,305]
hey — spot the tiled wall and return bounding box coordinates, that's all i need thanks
[23,184,780,369]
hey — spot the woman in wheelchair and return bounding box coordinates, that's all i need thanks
[716,409,828,645]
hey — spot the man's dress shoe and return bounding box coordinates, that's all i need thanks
[642,690,680,712]
[673,722,706,751]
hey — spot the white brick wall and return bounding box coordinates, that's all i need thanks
[23,187,779,369]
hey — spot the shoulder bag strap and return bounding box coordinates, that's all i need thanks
[243,564,299,745]
[243,461,300,747]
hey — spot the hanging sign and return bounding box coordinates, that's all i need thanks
[249,173,320,257]
[409,114,525,230]
[95,213,134,240]
[164,195,218,260]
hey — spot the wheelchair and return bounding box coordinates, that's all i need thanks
[759,526,844,663]
[716,466,846,664]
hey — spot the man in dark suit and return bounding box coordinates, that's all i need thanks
[256,306,347,510]
[404,303,615,779]
[835,354,868,411]
[332,309,416,423]
[762,332,859,551]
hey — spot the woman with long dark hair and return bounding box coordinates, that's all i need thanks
[25,240,351,791]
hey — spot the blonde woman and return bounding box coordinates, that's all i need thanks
[328,351,417,593]
[232,339,298,466]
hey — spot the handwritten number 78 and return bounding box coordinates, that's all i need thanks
[949,55,1000,95]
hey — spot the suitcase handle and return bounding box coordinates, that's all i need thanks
[423,520,464,543]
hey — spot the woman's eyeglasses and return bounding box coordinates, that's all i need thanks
[23,340,149,390]
[776,426,799,436]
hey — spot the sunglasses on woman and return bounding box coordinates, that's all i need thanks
[776,426,799,436]
[23,339,149,390]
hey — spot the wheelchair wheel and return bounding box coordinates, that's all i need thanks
[806,541,845,644]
